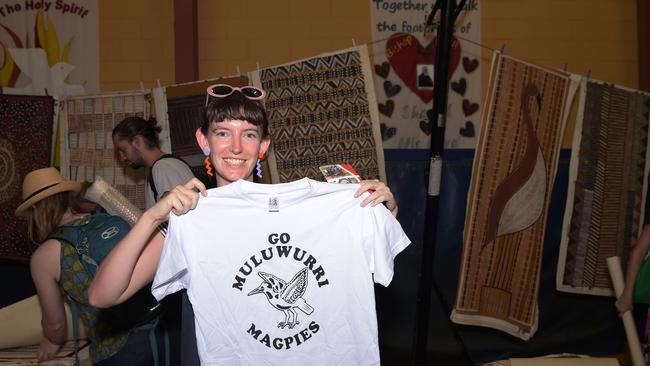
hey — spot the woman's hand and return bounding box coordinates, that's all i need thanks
[37,337,61,362]
[149,178,207,223]
[615,293,633,316]
[355,179,399,217]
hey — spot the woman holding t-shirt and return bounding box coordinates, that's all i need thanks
[88,84,399,362]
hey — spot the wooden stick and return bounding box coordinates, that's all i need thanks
[607,256,645,366]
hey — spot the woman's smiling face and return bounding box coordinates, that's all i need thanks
[204,119,270,187]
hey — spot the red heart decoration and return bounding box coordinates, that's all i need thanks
[385,33,461,104]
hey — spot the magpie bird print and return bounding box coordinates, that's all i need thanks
[248,267,315,329]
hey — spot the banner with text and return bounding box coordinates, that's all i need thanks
[370,0,481,149]
[0,0,98,97]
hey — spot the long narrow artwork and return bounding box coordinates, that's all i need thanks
[451,52,579,339]
[557,79,650,296]
[0,95,55,261]
[250,46,386,183]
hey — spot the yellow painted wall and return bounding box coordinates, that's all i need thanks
[99,0,175,91]
[196,0,372,78]
[99,0,638,90]
[101,0,638,147]
[483,1,637,89]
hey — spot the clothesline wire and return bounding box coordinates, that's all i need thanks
[363,32,580,76]
[364,32,495,52]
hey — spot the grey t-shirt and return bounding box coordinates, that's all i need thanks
[146,157,195,209]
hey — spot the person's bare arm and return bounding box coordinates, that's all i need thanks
[616,224,650,314]
[89,178,206,307]
[355,179,399,217]
[30,240,65,361]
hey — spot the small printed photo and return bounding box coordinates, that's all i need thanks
[319,164,361,184]
[337,177,360,184]
[416,64,434,90]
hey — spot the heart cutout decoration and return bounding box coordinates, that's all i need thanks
[459,121,475,137]
[375,62,390,78]
[378,100,395,117]
[383,81,401,98]
[462,99,479,116]
[419,119,432,135]
[462,57,479,73]
[386,33,461,104]
[380,123,397,141]
[451,78,467,96]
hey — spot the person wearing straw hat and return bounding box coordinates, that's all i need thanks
[16,167,165,365]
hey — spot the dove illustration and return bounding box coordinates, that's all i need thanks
[2,48,84,97]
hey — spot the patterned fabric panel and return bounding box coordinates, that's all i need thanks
[256,46,385,183]
[0,95,54,261]
[451,53,575,340]
[557,80,650,296]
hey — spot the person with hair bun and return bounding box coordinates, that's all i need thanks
[112,116,195,209]
[112,116,196,365]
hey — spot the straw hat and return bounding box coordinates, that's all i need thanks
[15,167,81,216]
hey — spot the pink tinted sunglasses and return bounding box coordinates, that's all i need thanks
[205,84,267,106]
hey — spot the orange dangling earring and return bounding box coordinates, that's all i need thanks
[256,151,264,179]
[203,149,213,177]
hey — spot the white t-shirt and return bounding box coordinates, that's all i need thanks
[145,157,195,208]
[152,178,410,366]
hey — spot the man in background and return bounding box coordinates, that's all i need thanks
[113,116,199,366]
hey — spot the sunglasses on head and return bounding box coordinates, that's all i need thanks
[205,84,267,106]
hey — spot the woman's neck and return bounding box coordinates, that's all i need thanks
[59,209,88,226]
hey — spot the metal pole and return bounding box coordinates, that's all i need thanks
[413,0,466,363]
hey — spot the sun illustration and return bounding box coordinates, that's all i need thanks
[0,9,74,87]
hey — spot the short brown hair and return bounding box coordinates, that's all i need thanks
[202,92,269,138]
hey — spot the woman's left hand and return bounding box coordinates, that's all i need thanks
[37,337,61,362]
[355,179,398,217]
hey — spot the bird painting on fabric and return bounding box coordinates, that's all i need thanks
[482,84,546,251]
[2,48,84,97]
[248,267,315,329]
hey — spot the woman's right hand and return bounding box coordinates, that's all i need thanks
[615,293,633,315]
[148,178,207,223]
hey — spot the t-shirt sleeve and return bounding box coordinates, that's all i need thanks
[152,159,195,199]
[365,204,411,287]
[151,214,190,300]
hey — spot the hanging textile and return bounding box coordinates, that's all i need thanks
[556,79,650,296]
[250,46,386,183]
[451,52,579,340]
[59,92,150,210]
[0,95,55,261]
